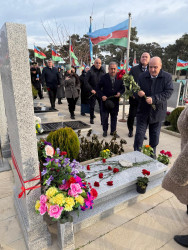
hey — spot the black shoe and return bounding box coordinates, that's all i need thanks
[40,97,44,99]
[81,113,86,116]
[71,114,75,119]
[94,115,96,118]
[103,131,107,137]
[174,235,188,248]
[58,101,63,104]
[53,108,58,111]
[90,119,94,124]
[144,135,147,140]
[128,131,133,137]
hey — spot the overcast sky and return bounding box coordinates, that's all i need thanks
[0,0,187,49]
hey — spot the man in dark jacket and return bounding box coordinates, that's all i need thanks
[134,57,173,156]
[41,59,60,110]
[97,62,125,137]
[127,52,150,137]
[84,58,105,124]
[30,62,43,99]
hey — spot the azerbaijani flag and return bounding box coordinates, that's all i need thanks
[88,19,128,47]
[52,48,62,61]
[34,45,46,59]
[176,59,188,71]
[70,45,79,66]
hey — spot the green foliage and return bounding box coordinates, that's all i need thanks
[167,107,185,132]
[137,177,149,189]
[77,130,127,162]
[32,84,38,98]
[47,127,80,161]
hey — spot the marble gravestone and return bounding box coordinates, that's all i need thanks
[167,81,182,108]
[0,23,51,249]
[0,74,11,171]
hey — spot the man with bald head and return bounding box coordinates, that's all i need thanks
[127,52,150,138]
[134,56,173,157]
[85,58,105,124]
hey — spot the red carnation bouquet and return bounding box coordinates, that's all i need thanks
[157,150,172,165]
[137,169,150,189]
[117,69,126,80]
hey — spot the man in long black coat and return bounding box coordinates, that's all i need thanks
[134,57,173,157]
[128,52,150,137]
[84,58,105,124]
[97,62,125,137]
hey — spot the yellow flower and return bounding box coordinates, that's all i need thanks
[106,149,110,152]
[75,195,84,206]
[103,150,106,152]
[46,187,58,198]
[35,200,40,211]
[64,197,75,212]
[52,193,65,206]
[46,202,51,211]
[38,124,41,128]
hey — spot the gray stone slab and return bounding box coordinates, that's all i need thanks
[0,22,51,249]
[167,81,181,108]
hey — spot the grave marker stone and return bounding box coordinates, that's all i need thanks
[0,22,51,249]
[167,81,182,108]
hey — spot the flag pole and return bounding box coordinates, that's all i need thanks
[89,16,93,67]
[119,12,132,123]
[174,55,178,80]
[34,44,36,62]
[69,36,71,65]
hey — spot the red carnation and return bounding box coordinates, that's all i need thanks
[107,181,113,186]
[166,151,172,157]
[108,166,112,170]
[113,168,119,173]
[68,177,76,186]
[56,169,60,172]
[99,173,103,178]
[117,69,126,80]
[160,150,165,155]
[102,159,106,163]
[60,151,67,156]
[142,169,150,176]
[87,165,91,170]
[94,181,100,187]
[90,188,98,199]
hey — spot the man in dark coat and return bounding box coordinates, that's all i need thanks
[134,57,173,156]
[128,52,150,137]
[84,58,105,124]
[41,59,60,110]
[97,62,125,137]
[30,62,43,99]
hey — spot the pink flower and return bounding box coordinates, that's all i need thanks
[45,145,54,157]
[75,175,82,183]
[68,183,82,197]
[39,203,47,215]
[49,205,64,219]
[59,182,69,190]
[40,195,48,204]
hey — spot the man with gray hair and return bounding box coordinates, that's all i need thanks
[85,58,105,124]
[134,56,173,157]
[97,62,125,137]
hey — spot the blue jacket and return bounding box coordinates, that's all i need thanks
[137,69,173,124]
[97,73,125,105]
[41,66,59,89]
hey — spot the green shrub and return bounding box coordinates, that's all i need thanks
[32,84,38,98]
[167,107,185,132]
[47,127,80,161]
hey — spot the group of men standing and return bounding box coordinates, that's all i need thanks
[31,53,173,158]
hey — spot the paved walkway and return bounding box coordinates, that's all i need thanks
[0,94,187,250]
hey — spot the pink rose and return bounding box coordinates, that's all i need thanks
[39,203,47,215]
[45,145,54,157]
[40,195,48,204]
[69,183,82,197]
[49,205,63,219]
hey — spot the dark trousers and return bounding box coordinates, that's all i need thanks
[134,116,162,152]
[127,102,138,132]
[48,88,57,109]
[67,97,78,115]
[89,95,102,123]
[36,86,43,99]
[102,103,118,133]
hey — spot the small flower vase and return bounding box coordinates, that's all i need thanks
[57,221,75,250]
[136,183,147,194]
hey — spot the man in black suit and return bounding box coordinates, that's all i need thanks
[134,57,173,157]
[97,62,125,137]
[127,52,150,138]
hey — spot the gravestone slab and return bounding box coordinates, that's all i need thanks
[167,81,181,108]
[34,106,58,113]
[0,23,51,249]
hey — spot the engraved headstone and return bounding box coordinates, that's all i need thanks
[167,81,182,108]
[0,23,51,249]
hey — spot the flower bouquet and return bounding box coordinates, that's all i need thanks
[35,143,98,223]
[136,169,150,193]
[157,150,172,165]
[122,73,156,110]
[141,145,154,157]
[35,116,43,134]
[100,149,111,163]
